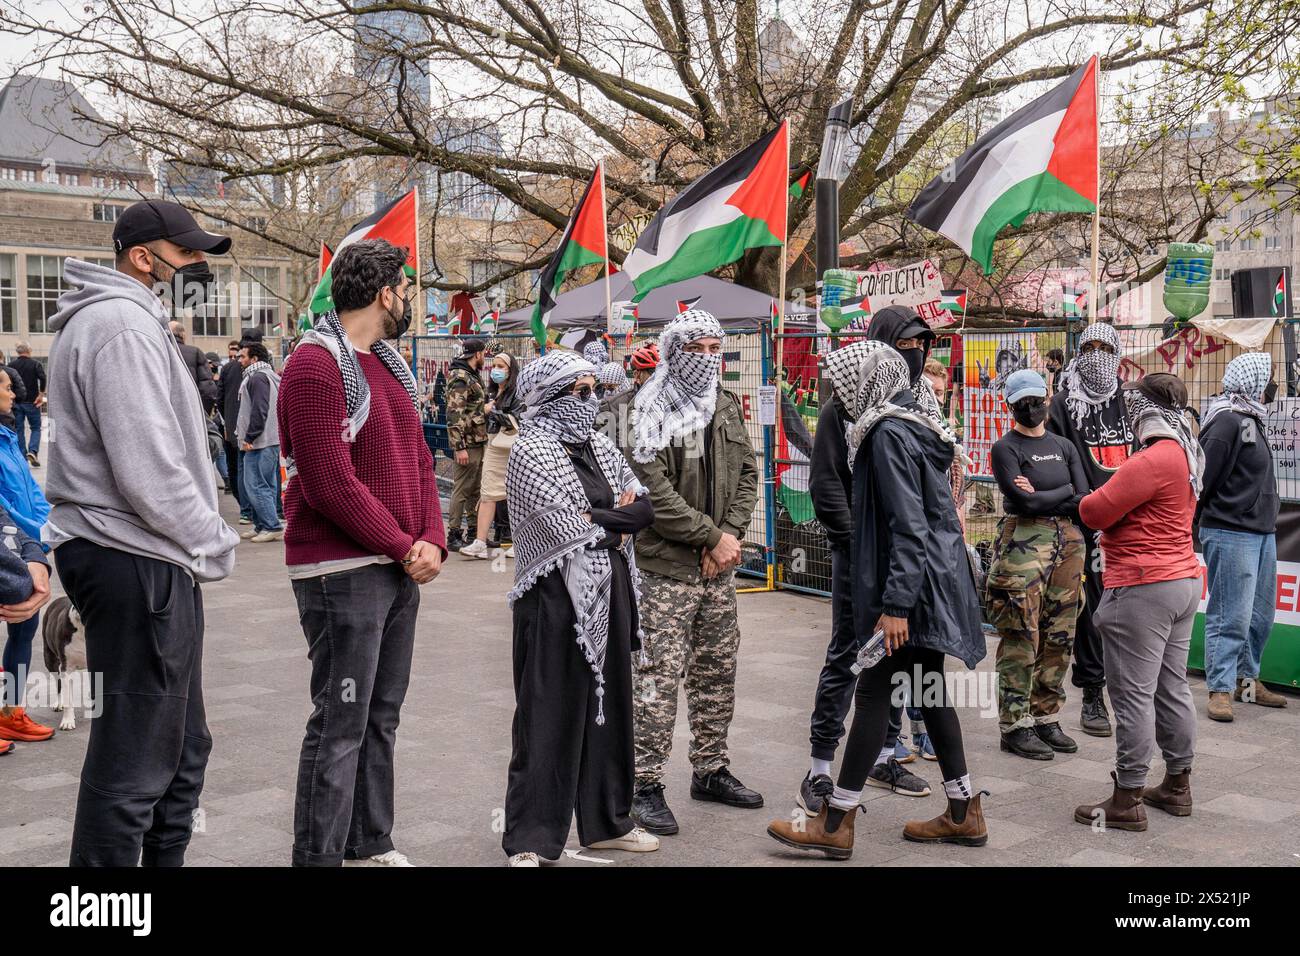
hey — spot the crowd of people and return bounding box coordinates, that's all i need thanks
[0,196,1291,867]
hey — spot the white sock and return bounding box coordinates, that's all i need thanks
[872,746,893,767]
[943,774,974,800]
[829,785,862,811]
[810,758,833,779]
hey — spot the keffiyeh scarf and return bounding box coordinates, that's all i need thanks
[844,347,963,472]
[631,309,724,463]
[1060,323,1122,429]
[507,350,647,725]
[1202,351,1272,429]
[823,340,966,471]
[1124,388,1206,497]
[583,340,610,366]
[597,361,630,397]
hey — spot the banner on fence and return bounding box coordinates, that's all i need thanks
[962,331,1040,478]
[1117,323,1287,402]
[822,260,949,332]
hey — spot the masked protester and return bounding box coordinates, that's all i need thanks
[768,346,987,859]
[1048,322,1133,737]
[45,199,238,866]
[461,351,524,560]
[986,370,1087,760]
[625,310,761,836]
[501,350,658,866]
[445,338,489,550]
[597,343,656,448]
[583,339,611,367]
[795,340,931,822]
[1074,373,1203,831]
[596,361,630,401]
[1197,352,1287,720]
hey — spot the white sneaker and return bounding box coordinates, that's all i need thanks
[238,516,251,525]
[250,530,284,543]
[240,529,256,539]
[505,545,515,559]
[584,827,660,853]
[507,852,541,867]
[459,538,491,559]
[344,849,414,867]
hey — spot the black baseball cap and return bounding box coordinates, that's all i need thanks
[112,200,232,255]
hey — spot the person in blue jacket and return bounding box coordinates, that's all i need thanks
[0,366,54,744]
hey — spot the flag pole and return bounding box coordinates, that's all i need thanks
[598,161,614,349]
[772,119,790,593]
[1089,55,1100,323]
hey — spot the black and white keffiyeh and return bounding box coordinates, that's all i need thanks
[844,346,963,472]
[583,340,610,366]
[293,309,419,436]
[1124,388,1205,496]
[1203,351,1272,429]
[1060,323,1122,429]
[631,309,724,463]
[823,340,965,471]
[507,350,647,725]
[597,361,630,397]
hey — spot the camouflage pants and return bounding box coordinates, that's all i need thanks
[986,516,1085,731]
[632,569,740,786]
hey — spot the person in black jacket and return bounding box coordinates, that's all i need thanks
[168,321,218,414]
[9,343,45,466]
[795,339,930,820]
[987,370,1087,760]
[1047,322,1132,737]
[768,346,987,859]
[1198,352,1289,721]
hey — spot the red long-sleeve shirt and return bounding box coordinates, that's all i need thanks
[1078,438,1199,589]
[278,345,445,567]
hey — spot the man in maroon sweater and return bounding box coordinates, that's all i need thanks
[277,239,445,867]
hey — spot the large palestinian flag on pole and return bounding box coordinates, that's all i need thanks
[906,56,1099,275]
[623,121,789,301]
[309,189,418,314]
[530,164,607,347]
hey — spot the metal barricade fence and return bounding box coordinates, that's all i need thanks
[413,320,1299,602]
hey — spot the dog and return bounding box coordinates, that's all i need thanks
[42,596,88,731]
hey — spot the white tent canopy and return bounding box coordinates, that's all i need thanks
[498,272,815,331]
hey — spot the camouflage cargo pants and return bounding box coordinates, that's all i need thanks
[633,569,740,786]
[986,516,1085,732]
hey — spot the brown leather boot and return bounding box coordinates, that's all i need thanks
[1142,769,1192,817]
[1207,692,1234,722]
[902,792,988,846]
[767,806,856,860]
[1074,770,1148,830]
[1236,678,1290,709]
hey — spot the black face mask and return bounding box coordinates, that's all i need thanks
[900,347,926,384]
[150,253,214,308]
[1012,398,1048,428]
[384,288,412,340]
[1264,380,1278,404]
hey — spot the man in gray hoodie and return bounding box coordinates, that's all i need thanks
[234,340,282,542]
[45,199,239,867]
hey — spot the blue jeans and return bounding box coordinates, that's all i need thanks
[239,446,282,532]
[1201,527,1276,693]
[2,613,40,707]
[14,402,40,456]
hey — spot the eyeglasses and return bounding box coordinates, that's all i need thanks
[572,383,594,400]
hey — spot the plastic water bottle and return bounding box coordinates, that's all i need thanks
[850,629,887,675]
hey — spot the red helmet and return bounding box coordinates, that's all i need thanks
[630,342,660,371]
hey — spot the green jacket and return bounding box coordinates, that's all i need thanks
[627,389,759,583]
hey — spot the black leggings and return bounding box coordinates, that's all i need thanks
[837,645,968,793]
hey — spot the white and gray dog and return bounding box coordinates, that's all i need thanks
[41,596,87,731]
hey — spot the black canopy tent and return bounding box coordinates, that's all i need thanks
[497,272,816,331]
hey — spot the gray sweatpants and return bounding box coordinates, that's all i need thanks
[1093,576,1200,789]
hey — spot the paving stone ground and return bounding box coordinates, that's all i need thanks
[4,489,1299,868]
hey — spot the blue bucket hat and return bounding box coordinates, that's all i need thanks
[1004,368,1047,405]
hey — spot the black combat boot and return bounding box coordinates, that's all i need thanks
[1080,687,1113,737]
[1034,721,1079,753]
[1000,726,1055,760]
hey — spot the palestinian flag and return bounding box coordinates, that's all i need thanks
[940,289,967,316]
[676,295,702,314]
[309,190,418,314]
[1062,284,1088,316]
[318,241,333,278]
[907,56,1099,275]
[624,121,789,301]
[788,170,811,199]
[1274,273,1287,316]
[531,164,607,347]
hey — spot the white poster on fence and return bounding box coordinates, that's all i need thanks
[962,331,1041,479]
[842,259,948,331]
[1265,398,1300,501]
